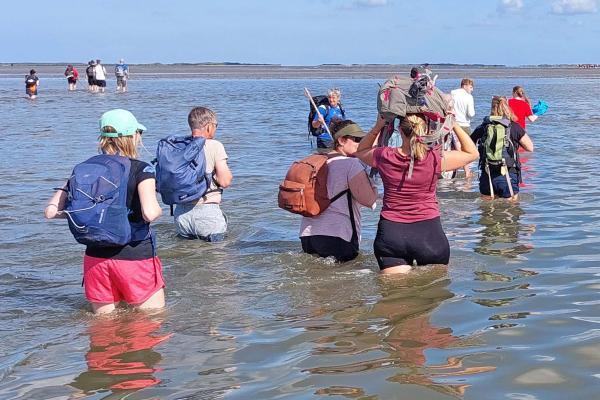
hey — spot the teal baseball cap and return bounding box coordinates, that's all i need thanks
[99,109,147,137]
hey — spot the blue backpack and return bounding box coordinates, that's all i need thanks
[155,135,212,205]
[63,155,148,247]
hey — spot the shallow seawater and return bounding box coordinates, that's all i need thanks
[1,75,600,399]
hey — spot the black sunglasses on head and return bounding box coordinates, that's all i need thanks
[347,136,362,143]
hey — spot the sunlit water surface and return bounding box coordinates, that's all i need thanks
[1,75,599,399]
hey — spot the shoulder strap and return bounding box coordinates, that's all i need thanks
[339,103,346,119]
[326,188,357,241]
[345,190,357,243]
[326,151,343,160]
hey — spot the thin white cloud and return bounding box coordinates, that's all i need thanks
[551,0,598,14]
[497,0,524,12]
[354,0,389,7]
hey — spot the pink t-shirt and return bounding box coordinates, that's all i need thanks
[373,146,441,223]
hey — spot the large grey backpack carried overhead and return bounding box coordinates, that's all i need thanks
[373,67,456,179]
[377,76,450,121]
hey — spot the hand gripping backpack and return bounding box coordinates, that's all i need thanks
[63,154,149,247]
[278,153,349,217]
[155,135,213,206]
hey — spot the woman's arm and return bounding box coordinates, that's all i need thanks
[527,114,538,123]
[311,106,326,129]
[355,116,387,166]
[138,178,162,223]
[519,133,534,152]
[348,171,378,208]
[312,114,325,129]
[44,186,68,219]
[441,124,479,172]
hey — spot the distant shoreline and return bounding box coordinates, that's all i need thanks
[2,63,599,79]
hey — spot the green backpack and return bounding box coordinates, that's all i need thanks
[483,117,515,168]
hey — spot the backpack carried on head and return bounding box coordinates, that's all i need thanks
[155,135,215,207]
[377,76,449,122]
[307,95,346,136]
[375,72,455,179]
[479,116,518,198]
[62,154,150,247]
[278,153,348,217]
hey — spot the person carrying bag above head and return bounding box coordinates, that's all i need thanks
[280,119,378,263]
[44,109,165,314]
[470,96,534,201]
[356,114,479,274]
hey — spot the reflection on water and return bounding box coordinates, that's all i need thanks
[70,314,171,398]
[474,201,536,258]
[301,269,495,398]
[374,271,494,397]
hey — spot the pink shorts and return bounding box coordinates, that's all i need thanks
[83,256,165,305]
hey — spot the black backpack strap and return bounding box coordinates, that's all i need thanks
[339,103,346,119]
[329,188,349,203]
[328,187,358,244]
[345,190,358,244]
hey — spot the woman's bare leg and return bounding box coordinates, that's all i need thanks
[381,265,412,274]
[138,288,165,310]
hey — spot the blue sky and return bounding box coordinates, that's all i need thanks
[1,0,598,65]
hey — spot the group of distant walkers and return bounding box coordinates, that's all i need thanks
[24,59,129,98]
[43,65,544,315]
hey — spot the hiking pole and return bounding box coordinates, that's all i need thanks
[304,88,332,137]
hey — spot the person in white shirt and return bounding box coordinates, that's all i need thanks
[451,78,475,178]
[94,59,108,93]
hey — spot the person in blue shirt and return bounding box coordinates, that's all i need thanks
[115,59,129,92]
[311,88,346,148]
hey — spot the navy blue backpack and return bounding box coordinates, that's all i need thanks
[155,135,212,205]
[63,155,146,247]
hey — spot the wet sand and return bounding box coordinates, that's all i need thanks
[2,63,600,79]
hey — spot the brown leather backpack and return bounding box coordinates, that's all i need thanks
[278,153,347,217]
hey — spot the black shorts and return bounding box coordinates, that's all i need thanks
[373,216,450,269]
[96,80,106,88]
[301,235,359,263]
[67,77,77,84]
[87,77,95,85]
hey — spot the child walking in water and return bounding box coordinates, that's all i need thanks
[45,109,166,314]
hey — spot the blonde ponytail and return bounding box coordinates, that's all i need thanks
[400,114,428,161]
